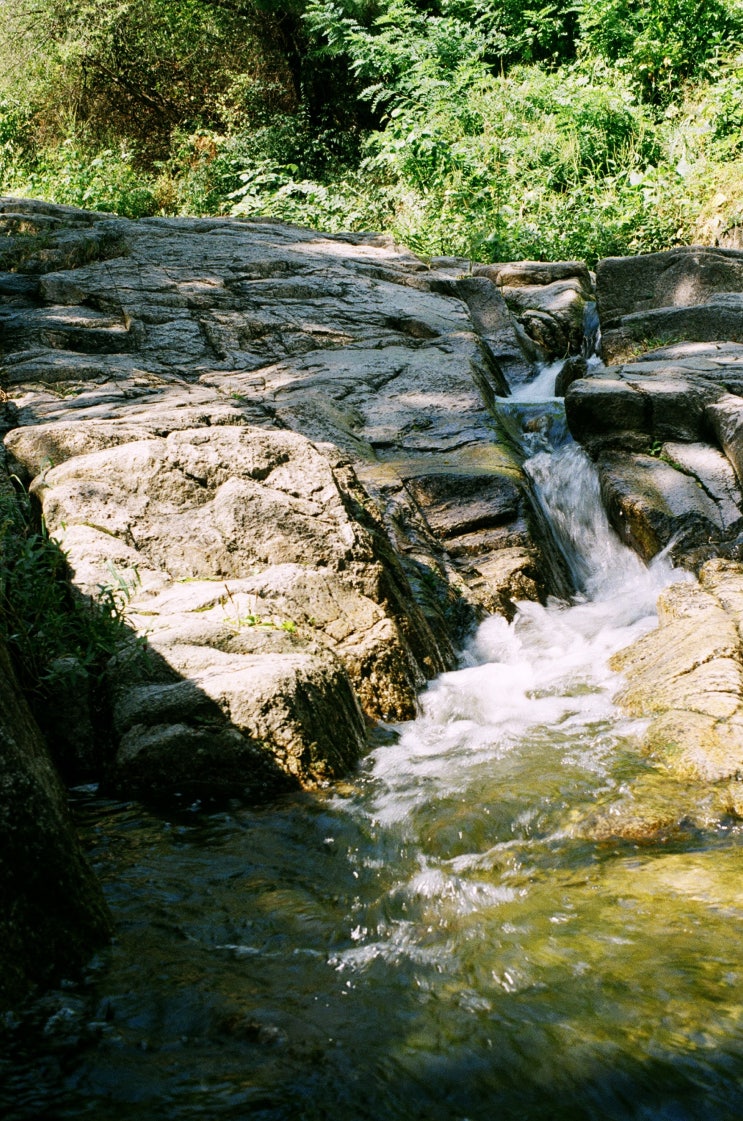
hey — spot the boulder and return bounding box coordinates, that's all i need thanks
[596,246,743,363]
[0,638,110,1010]
[474,260,593,361]
[565,365,723,453]
[597,451,727,565]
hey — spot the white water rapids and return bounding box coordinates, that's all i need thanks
[365,442,680,829]
[13,360,743,1121]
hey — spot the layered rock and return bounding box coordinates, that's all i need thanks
[0,196,560,802]
[596,246,743,363]
[473,259,593,361]
[566,246,743,570]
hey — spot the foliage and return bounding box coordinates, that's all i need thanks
[1,0,743,264]
[577,0,743,104]
[9,139,159,217]
[0,487,138,709]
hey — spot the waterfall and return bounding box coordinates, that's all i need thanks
[359,363,682,831]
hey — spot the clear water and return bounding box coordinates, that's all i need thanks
[4,396,743,1121]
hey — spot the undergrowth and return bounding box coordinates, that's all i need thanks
[2,1,743,264]
[0,487,140,771]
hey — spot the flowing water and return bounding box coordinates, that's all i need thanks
[5,368,743,1121]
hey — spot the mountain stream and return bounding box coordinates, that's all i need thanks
[4,362,743,1121]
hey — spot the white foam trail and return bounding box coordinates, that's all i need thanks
[362,442,688,829]
[507,360,563,402]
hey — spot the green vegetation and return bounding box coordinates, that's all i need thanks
[0,486,140,763]
[1,0,743,262]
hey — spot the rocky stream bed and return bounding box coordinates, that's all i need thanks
[3,199,743,1118]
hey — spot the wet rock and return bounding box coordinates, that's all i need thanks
[1,196,553,801]
[554,355,587,397]
[0,638,110,1010]
[597,451,726,565]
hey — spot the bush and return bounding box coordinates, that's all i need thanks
[12,140,159,217]
[577,0,743,104]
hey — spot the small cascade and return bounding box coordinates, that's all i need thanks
[9,293,743,1121]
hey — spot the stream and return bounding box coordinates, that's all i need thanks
[4,365,743,1120]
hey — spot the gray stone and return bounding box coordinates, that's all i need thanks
[0,196,554,803]
[597,450,726,565]
[596,246,743,325]
[595,246,743,363]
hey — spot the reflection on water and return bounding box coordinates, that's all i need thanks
[4,419,743,1120]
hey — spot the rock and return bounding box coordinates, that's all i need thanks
[597,246,743,323]
[474,260,592,290]
[601,296,743,365]
[662,441,743,536]
[447,276,535,387]
[1,197,554,802]
[597,450,727,565]
[565,364,723,454]
[596,246,743,363]
[112,649,366,800]
[706,394,743,488]
[501,278,590,359]
[0,638,110,1010]
[610,568,743,781]
[554,355,587,397]
[473,261,593,360]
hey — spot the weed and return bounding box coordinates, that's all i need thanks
[221,584,298,633]
[0,487,138,705]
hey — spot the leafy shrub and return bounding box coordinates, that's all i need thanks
[14,140,159,217]
[577,0,743,104]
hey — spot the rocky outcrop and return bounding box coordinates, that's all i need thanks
[0,637,110,1010]
[1,197,568,801]
[568,244,743,836]
[596,246,743,364]
[473,259,593,361]
[611,561,743,786]
[566,245,743,570]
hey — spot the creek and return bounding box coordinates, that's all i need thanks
[4,365,743,1121]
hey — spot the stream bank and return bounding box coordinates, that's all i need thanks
[3,200,743,1099]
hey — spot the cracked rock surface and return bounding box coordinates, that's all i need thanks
[1,197,553,801]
